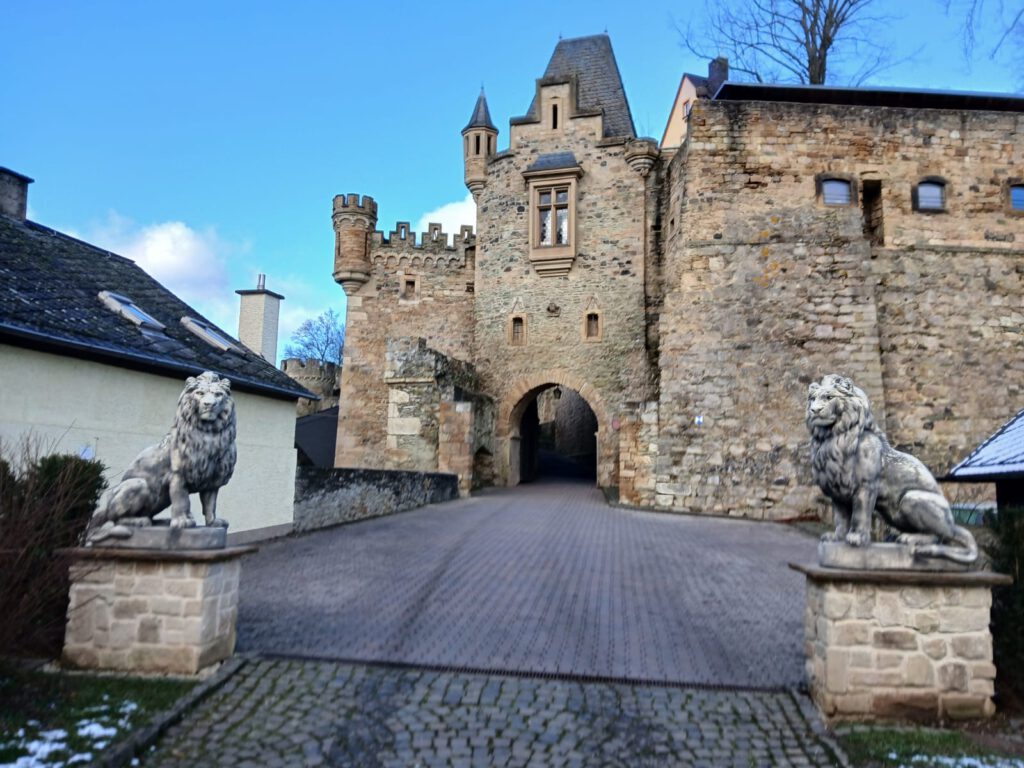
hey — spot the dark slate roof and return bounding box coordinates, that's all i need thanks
[517,34,636,139]
[947,408,1024,481]
[525,152,579,173]
[295,405,339,468]
[463,88,497,132]
[0,214,312,400]
[713,82,1024,112]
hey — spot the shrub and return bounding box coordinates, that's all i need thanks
[0,441,106,658]
[984,506,1024,707]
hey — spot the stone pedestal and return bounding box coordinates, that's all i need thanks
[61,546,255,675]
[790,563,1012,722]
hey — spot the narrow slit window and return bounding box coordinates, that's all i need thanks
[916,181,946,211]
[475,135,480,155]
[487,135,493,155]
[1011,184,1024,211]
[511,317,525,346]
[822,179,852,206]
[552,104,559,129]
[586,313,600,338]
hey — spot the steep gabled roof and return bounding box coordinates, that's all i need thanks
[0,214,312,400]
[947,408,1024,481]
[517,34,636,139]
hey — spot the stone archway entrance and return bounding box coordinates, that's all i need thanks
[517,385,598,483]
[497,372,614,488]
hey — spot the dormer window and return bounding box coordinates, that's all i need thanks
[913,178,947,212]
[181,316,238,352]
[98,291,165,332]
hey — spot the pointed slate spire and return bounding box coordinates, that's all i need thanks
[463,88,497,133]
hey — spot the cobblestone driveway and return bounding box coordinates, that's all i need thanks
[144,658,840,767]
[237,480,816,688]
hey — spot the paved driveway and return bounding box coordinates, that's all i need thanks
[237,479,816,689]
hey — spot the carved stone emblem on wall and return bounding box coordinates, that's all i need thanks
[805,374,977,569]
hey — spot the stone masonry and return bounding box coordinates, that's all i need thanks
[329,34,1023,522]
[62,548,249,675]
[795,565,1013,721]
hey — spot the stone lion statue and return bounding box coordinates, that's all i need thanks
[806,374,977,564]
[87,372,237,542]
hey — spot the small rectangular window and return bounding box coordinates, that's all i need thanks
[917,181,945,211]
[403,279,416,299]
[822,179,852,206]
[552,104,559,129]
[586,313,600,338]
[1011,184,1024,211]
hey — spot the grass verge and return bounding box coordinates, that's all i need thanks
[0,667,195,766]
[838,726,1024,767]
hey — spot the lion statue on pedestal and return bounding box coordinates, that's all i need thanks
[806,374,977,564]
[87,372,237,543]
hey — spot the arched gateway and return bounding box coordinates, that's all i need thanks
[496,371,614,488]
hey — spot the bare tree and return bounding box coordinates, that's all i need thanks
[680,0,893,85]
[283,308,345,364]
[946,0,1023,58]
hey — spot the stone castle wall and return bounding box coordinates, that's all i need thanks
[336,230,476,468]
[650,100,1023,519]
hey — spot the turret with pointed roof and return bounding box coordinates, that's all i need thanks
[462,88,498,199]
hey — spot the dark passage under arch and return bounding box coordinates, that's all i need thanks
[517,385,597,483]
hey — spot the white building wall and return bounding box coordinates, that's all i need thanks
[0,344,297,539]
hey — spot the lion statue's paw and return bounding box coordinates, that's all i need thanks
[207,517,229,529]
[845,531,871,547]
[169,516,197,530]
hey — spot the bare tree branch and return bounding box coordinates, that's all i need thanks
[679,0,895,85]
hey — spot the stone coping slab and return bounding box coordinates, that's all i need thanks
[789,561,1012,587]
[57,545,257,564]
[818,540,969,572]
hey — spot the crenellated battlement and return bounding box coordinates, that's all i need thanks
[369,222,476,252]
[332,193,378,217]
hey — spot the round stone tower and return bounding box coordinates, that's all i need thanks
[332,193,378,295]
[462,88,498,199]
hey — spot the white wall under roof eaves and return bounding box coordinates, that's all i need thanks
[0,343,297,540]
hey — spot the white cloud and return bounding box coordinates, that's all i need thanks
[414,194,476,245]
[85,211,239,332]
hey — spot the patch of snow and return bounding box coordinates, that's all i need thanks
[75,722,117,740]
[899,755,1024,768]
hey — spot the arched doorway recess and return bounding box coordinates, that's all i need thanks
[496,372,613,487]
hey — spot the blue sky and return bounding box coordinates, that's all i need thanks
[2,1,1019,361]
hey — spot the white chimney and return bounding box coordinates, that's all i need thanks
[236,273,284,362]
[0,167,33,221]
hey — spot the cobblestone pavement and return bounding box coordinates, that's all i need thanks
[144,658,840,767]
[237,479,817,688]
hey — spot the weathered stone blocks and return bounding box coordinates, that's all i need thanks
[62,547,253,675]
[793,564,1012,721]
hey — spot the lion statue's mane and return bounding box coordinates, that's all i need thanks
[87,371,237,542]
[807,374,976,564]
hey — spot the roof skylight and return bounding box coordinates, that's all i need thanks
[181,316,239,352]
[98,291,165,331]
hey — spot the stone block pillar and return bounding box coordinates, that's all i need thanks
[438,400,474,496]
[791,563,1012,721]
[62,546,255,675]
